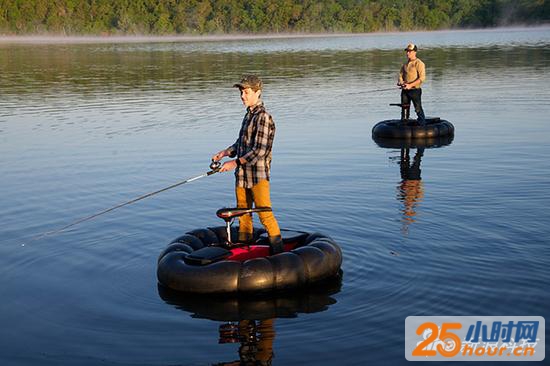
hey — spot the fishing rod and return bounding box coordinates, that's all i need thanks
[21,161,222,246]
[347,87,400,95]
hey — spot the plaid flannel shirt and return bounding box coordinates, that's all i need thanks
[227,101,275,188]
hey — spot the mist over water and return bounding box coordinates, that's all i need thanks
[1,28,549,365]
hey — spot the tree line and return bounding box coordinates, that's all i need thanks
[0,0,548,35]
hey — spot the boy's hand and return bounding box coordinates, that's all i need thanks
[212,150,226,162]
[220,160,238,172]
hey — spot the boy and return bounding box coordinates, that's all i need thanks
[212,75,283,254]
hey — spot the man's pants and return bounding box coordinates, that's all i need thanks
[401,88,426,123]
[235,179,281,241]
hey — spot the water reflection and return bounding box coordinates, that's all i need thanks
[373,135,453,235]
[397,148,424,235]
[158,275,341,365]
[217,319,275,366]
[2,43,549,100]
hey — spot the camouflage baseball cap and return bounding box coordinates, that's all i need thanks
[233,75,263,91]
[404,43,418,52]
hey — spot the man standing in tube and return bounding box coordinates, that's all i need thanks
[398,43,426,125]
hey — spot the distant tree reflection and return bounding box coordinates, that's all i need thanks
[158,274,342,365]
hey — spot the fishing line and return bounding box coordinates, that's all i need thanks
[20,162,221,247]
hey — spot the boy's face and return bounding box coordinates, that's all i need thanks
[239,87,261,107]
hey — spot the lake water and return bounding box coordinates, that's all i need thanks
[1,28,549,365]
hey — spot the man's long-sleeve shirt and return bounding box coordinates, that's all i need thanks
[399,58,426,88]
[227,101,275,188]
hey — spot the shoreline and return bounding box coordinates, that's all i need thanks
[1,25,549,44]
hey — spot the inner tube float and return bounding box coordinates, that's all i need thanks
[157,227,343,295]
[372,117,454,139]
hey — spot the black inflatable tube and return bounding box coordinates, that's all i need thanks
[372,118,454,139]
[157,226,343,294]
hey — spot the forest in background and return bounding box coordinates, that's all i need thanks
[0,0,549,35]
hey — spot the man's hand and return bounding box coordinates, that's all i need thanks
[403,82,417,90]
[220,159,238,172]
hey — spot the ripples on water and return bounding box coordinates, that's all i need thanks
[1,28,550,365]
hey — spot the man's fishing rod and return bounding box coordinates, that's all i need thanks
[346,87,400,96]
[21,161,222,246]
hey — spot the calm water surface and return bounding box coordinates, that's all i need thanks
[1,28,549,365]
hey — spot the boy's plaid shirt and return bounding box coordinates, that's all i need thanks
[227,101,275,188]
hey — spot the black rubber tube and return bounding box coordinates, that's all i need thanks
[157,226,343,294]
[372,118,454,139]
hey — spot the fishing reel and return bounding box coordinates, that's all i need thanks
[210,160,222,171]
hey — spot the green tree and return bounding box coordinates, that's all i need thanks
[0,0,547,35]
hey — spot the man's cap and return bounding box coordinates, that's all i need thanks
[233,75,263,91]
[404,43,418,52]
